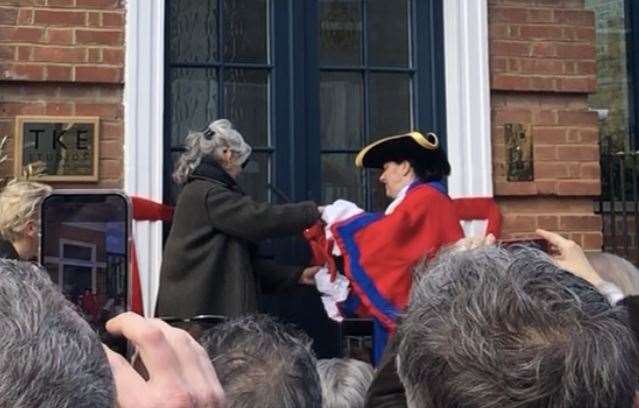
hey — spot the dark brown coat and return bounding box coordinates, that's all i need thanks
[156,159,319,319]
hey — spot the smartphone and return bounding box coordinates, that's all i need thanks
[39,190,131,355]
[500,237,549,253]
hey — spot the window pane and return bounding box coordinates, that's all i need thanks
[367,0,410,67]
[368,73,412,140]
[237,152,270,203]
[320,72,363,149]
[585,0,630,151]
[321,154,364,205]
[223,0,268,63]
[319,0,362,66]
[366,168,390,212]
[224,69,269,147]
[63,244,93,261]
[168,0,217,64]
[170,68,218,147]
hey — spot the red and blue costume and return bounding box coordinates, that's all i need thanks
[331,180,464,362]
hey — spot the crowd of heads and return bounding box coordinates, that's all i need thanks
[1,164,639,406]
[1,240,638,407]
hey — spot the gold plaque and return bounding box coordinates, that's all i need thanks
[14,116,99,182]
[504,123,533,182]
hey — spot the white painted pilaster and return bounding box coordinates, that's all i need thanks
[444,0,494,235]
[124,0,165,316]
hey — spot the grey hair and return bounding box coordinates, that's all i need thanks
[587,252,639,296]
[173,118,252,185]
[200,314,322,408]
[0,260,114,407]
[398,246,639,408]
[316,358,374,408]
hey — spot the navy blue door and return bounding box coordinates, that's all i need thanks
[164,0,445,357]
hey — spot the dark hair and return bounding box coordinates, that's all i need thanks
[200,314,322,408]
[386,148,451,182]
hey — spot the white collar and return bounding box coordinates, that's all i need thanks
[385,178,416,215]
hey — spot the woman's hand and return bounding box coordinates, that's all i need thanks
[299,266,322,285]
[535,229,603,287]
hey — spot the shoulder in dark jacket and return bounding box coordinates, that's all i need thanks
[0,239,19,260]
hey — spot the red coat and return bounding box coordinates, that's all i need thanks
[332,182,464,332]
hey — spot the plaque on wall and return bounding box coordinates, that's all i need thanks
[14,116,100,182]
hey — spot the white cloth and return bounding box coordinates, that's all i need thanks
[596,280,625,305]
[321,199,364,256]
[384,178,416,215]
[314,266,350,323]
[314,181,415,323]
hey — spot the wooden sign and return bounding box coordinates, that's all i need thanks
[15,116,100,182]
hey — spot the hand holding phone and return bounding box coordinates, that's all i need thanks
[535,229,603,287]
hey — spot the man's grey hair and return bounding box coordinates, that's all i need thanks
[398,246,639,408]
[200,314,322,408]
[0,260,114,408]
[316,358,374,408]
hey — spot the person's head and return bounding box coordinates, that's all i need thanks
[398,246,639,408]
[587,252,639,296]
[0,260,114,407]
[316,358,374,408]
[173,118,252,184]
[200,314,322,408]
[355,132,451,198]
[378,152,451,198]
[0,180,52,259]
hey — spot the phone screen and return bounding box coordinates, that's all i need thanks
[40,192,130,354]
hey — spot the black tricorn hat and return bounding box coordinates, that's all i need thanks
[355,131,441,169]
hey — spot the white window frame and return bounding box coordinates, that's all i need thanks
[44,239,105,293]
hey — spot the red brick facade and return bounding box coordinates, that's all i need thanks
[489,0,602,249]
[0,0,124,188]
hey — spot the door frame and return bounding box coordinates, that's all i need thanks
[124,0,493,313]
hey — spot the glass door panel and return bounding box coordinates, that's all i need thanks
[166,0,272,206]
[168,0,218,64]
[318,0,414,210]
[319,0,362,66]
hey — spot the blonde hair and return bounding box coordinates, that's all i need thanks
[173,119,252,185]
[0,180,52,242]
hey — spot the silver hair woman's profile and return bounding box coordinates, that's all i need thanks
[173,119,252,185]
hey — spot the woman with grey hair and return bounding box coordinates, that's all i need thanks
[317,358,374,408]
[157,119,321,319]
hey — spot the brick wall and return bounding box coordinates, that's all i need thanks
[0,0,124,188]
[488,0,602,250]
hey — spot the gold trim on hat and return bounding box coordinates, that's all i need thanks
[354,131,439,168]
